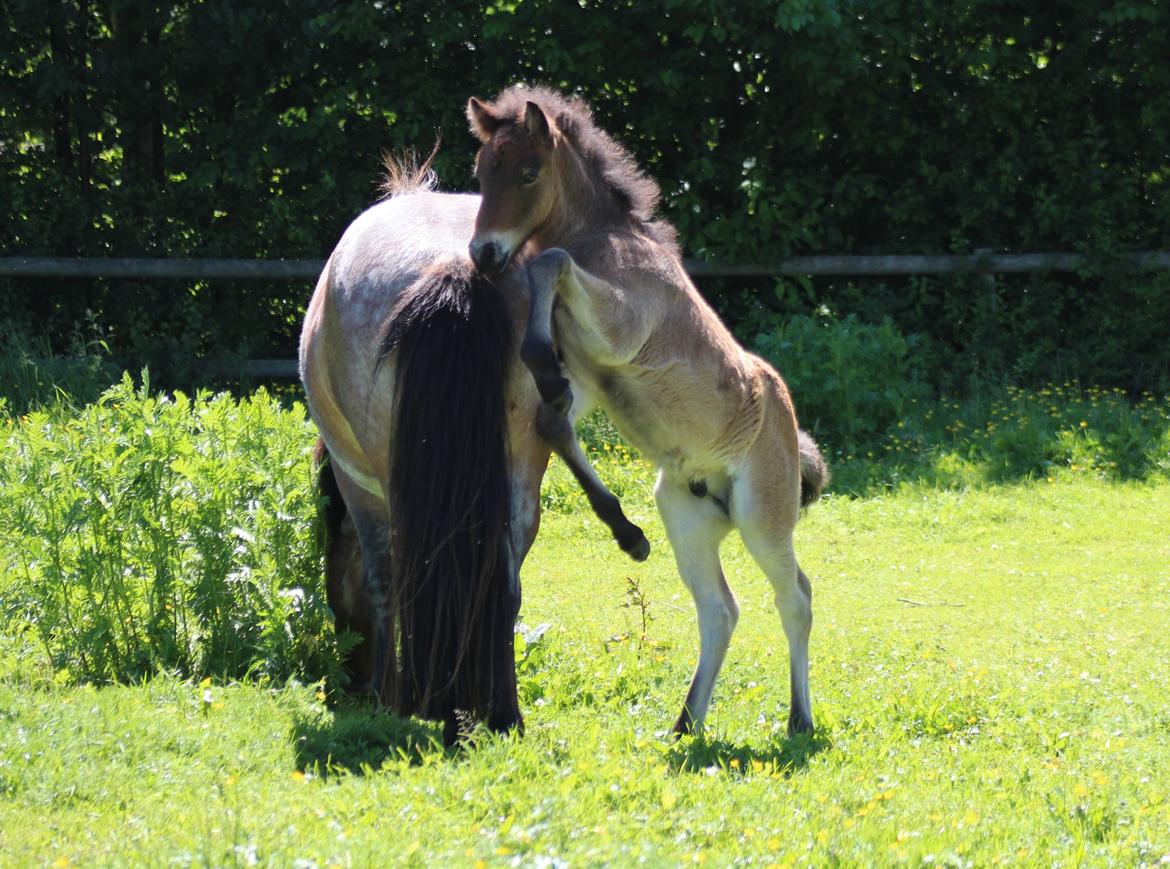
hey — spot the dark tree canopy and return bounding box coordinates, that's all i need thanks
[2,0,1168,389]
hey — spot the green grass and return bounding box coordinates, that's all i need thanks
[1,380,1169,864]
[3,469,1170,865]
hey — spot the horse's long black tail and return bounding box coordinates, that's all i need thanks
[379,258,519,727]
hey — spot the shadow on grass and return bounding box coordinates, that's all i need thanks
[292,697,449,776]
[665,730,829,778]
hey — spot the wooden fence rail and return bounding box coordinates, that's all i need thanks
[3,251,1170,281]
[5,251,1168,378]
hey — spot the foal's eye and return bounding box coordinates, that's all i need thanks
[521,168,539,186]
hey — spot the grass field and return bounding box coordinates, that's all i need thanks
[3,440,1169,866]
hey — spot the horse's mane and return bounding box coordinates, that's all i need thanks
[379,140,440,199]
[485,86,677,249]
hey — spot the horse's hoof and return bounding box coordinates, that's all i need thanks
[624,533,651,562]
[442,716,461,748]
[488,713,524,738]
[787,708,815,737]
[672,707,696,738]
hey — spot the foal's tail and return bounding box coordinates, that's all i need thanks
[378,258,519,727]
[797,428,830,507]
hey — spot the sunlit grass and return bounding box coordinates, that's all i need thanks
[1,382,1169,864]
[2,480,1169,865]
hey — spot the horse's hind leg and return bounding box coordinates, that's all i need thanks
[655,473,735,734]
[537,403,649,561]
[326,471,394,700]
[320,470,375,690]
[486,573,524,736]
[732,465,814,736]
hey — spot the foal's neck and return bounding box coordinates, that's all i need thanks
[535,145,630,249]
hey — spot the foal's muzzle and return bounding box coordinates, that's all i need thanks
[470,239,508,275]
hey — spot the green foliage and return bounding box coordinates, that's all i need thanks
[2,1,1168,390]
[753,313,931,451]
[827,382,1170,495]
[0,376,337,685]
[0,319,118,415]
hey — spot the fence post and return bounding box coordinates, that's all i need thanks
[974,247,997,314]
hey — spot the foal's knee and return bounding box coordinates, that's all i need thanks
[535,402,571,446]
[528,247,573,286]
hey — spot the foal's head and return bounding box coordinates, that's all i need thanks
[466,94,560,274]
[466,86,663,274]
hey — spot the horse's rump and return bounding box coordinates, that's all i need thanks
[380,258,520,723]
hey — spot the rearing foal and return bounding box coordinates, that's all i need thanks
[467,86,829,736]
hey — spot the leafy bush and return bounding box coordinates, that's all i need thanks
[0,375,337,685]
[827,383,1170,494]
[752,314,931,452]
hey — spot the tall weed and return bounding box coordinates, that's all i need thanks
[0,318,119,414]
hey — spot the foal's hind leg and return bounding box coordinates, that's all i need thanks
[655,473,735,734]
[732,471,815,736]
[536,404,650,561]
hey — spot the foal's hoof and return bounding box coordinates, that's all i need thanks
[614,520,650,561]
[623,532,651,562]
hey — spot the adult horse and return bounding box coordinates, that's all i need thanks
[300,158,648,741]
[466,86,829,736]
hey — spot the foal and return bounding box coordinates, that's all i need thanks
[467,86,828,736]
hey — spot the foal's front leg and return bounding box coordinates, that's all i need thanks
[535,404,649,561]
[519,263,572,413]
[520,252,649,562]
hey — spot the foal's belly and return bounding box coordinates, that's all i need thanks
[567,364,732,484]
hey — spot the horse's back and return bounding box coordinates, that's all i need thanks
[299,191,482,496]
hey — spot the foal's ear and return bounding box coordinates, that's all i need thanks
[467,97,501,141]
[524,101,553,144]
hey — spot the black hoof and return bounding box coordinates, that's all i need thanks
[672,707,696,738]
[443,716,460,748]
[488,713,524,738]
[622,532,651,562]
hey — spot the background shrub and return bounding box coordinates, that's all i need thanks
[752,313,931,452]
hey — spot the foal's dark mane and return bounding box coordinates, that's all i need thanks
[488,85,679,252]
